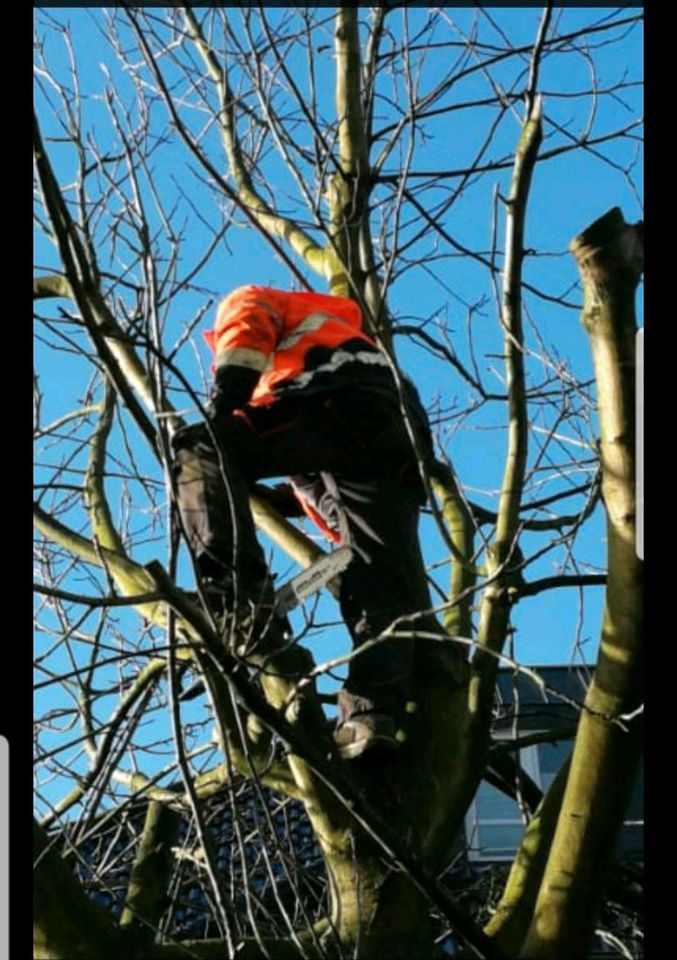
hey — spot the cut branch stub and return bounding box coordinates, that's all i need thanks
[569,206,644,295]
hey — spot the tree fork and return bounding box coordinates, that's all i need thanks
[484,758,570,955]
[520,207,643,959]
[142,564,507,960]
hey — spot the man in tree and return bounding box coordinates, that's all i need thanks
[173,284,434,759]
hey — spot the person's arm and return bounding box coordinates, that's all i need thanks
[206,285,283,417]
[208,365,260,419]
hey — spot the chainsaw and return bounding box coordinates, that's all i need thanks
[273,545,352,615]
[179,546,353,701]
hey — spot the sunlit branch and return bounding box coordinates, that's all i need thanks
[180,5,326,276]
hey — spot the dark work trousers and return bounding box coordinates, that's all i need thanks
[172,389,427,723]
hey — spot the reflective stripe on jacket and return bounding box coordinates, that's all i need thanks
[203,285,390,407]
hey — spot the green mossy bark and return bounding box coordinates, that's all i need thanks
[484,759,570,955]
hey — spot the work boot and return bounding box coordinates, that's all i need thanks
[334,712,404,760]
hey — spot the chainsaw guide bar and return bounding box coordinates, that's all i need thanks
[274,546,353,615]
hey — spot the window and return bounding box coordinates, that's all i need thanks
[465,744,540,862]
[536,739,570,794]
[465,737,643,863]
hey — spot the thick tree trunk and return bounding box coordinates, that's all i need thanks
[520,208,643,959]
[325,854,436,959]
[305,567,474,957]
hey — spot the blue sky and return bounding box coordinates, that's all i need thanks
[34,6,643,815]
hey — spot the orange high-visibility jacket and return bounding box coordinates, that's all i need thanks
[203,285,391,407]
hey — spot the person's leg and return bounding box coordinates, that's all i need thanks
[329,476,423,720]
[171,416,324,721]
[172,420,269,598]
[300,390,427,726]
[288,469,425,758]
[250,392,428,726]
